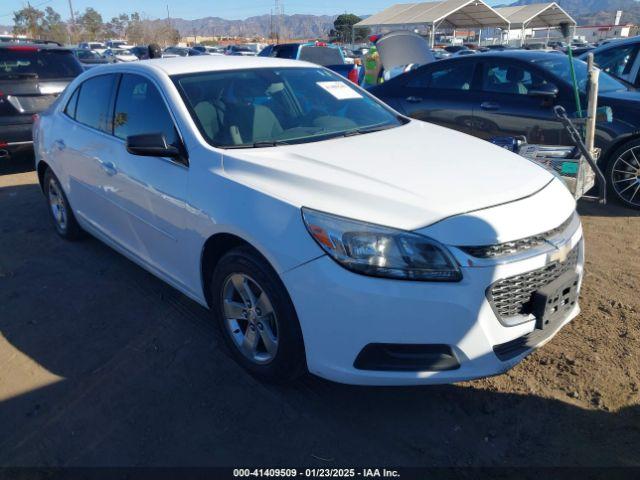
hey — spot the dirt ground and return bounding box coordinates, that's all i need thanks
[0,156,639,467]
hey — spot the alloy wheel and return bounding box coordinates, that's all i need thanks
[48,178,68,231]
[221,273,279,365]
[611,146,640,208]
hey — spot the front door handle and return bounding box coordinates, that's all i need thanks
[98,159,117,176]
[405,96,423,103]
[480,102,500,111]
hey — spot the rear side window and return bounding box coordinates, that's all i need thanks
[272,44,298,59]
[113,74,179,147]
[65,87,80,119]
[408,62,475,90]
[75,74,117,132]
[0,48,83,79]
[298,46,343,66]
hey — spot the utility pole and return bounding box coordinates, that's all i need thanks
[67,0,76,42]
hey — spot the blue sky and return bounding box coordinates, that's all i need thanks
[2,0,506,22]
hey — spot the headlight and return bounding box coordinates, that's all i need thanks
[302,208,462,282]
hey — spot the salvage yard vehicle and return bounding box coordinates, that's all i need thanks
[1,42,83,160]
[370,51,640,209]
[34,56,584,385]
[258,41,360,83]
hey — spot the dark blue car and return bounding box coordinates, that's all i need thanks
[370,50,640,209]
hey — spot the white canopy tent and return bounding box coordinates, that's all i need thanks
[496,2,576,46]
[354,0,510,47]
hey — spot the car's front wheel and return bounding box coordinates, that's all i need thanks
[210,246,306,382]
[44,168,82,240]
[606,139,640,209]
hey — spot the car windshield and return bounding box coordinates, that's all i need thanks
[174,67,405,148]
[298,46,343,66]
[0,48,83,79]
[77,50,100,59]
[532,56,629,93]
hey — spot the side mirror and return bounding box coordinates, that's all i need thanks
[126,133,181,159]
[528,84,559,98]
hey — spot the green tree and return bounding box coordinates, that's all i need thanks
[42,7,68,44]
[333,13,369,43]
[13,6,45,38]
[126,12,144,44]
[78,7,103,41]
[105,13,129,39]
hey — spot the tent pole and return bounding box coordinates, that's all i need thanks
[478,27,482,46]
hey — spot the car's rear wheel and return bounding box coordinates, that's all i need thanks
[210,246,306,382]
[44,169,82,239]
[606,139,640,209]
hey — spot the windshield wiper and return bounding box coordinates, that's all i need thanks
[341,123,398,137]
[222,140,290,149]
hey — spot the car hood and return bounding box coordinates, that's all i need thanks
[220,121,555,231]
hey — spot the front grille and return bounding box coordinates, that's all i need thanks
[460,214,575,259]
[487,246,579,321]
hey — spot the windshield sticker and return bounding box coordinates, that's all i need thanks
[317,81,362,100]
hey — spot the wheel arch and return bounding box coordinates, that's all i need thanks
[36,160,51,192]
[200,232,277,309]
[600,132,640,168]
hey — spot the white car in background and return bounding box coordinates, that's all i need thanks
[103,48,138,62]
[33,56,584,385]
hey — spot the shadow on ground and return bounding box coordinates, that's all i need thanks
[0,180,639,468]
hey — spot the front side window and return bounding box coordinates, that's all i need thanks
[272,44,298,59]
[407,62,475,90]
[532,56,627,94]
[114,74,179,147]
[594,44,639,77]
[481,62,546,95]
[174,67,405,148]
[75,74,116,132]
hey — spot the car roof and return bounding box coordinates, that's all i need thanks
[590,35,640,53]
[0,41,70,50]
[118,55,315,76]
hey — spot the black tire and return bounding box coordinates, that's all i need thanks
[605,138,640,210]
[43,168,82,240]
[210,246,306,383]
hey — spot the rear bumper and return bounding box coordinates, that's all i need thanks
[0,121,34,158]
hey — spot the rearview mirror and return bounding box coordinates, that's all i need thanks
[528,84,559,98]
[126,134,181,159]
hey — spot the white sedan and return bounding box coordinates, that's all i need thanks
[33,56,584,385]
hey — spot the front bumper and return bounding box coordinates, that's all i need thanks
[282,225,584,386]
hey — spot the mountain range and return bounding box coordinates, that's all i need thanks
[2,0,639,40]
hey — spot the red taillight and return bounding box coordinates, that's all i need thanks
[7,45,38,51]
[315,41,327,47]
[347,67,359,84]
[0,141,7,148]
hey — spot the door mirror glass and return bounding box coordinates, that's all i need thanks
[126,134,180,158]
[528,83,559,98]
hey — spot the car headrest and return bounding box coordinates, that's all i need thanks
[507,67,525,82]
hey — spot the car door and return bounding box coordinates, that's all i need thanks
[391,59,481,135]
[55,73,124,237]
[109,73,190,284]
[472,59,571,145]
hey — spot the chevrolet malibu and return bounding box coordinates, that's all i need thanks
[33,56,585,385]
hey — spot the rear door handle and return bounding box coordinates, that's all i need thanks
[54,139,65,150]
[405,96,423,103]
[98,159,117,176]
[480,102,500,111]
